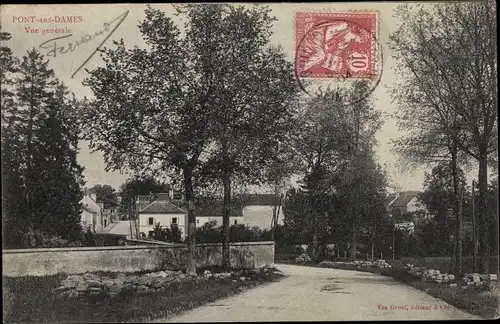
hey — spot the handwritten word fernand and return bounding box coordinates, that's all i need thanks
[38,10,129,79]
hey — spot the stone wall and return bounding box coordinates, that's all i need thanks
[2,241,275,277]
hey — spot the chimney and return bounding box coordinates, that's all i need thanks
[169,184,174,200]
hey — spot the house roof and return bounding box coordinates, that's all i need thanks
[244,193,281,206]
[137,192,171,202]
[385,193,398,207]
[390,191,422,208]
[139,201,186,214]
[194,204,244,217]
[81,194,101,214]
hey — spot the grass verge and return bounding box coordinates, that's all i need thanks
[3,267,284,323]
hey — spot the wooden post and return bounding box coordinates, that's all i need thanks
[472,180,477,273]
[392,226,395,261]
[496,183,499,277]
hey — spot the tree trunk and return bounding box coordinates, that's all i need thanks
[222,168,231,268]
[183,167,197,274]
[478,153,490,274]
[472,180,477,272]
[495,184,500,277]
[371,242,375,261]
[450,146,463,279]
[271,179,279,240]
[350,230,357,262]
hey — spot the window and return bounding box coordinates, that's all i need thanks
[197,219,200,224]
[234,220,238,225]
[172,217,178,224]
[148,217,154,225]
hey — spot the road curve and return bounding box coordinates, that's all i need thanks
[156,263,481,322]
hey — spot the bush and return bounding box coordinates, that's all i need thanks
[295,253,313,263]
[195,222,271,243]
[148,223,183,243]
[22,228,82,248]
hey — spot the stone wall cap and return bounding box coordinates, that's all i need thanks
[2,241,275,254]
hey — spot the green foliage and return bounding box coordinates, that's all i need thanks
[85,228,96,247]
[284,83,387,260]
[22,228,83,248]
[170,224,183,243]
[195,221,272,243]
[389,1,497,273]
[149,222,183,243]
[89,184,118,209]
[119,177,171,215]
[1,33,84,248]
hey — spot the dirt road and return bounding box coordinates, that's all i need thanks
[157,264,480,322]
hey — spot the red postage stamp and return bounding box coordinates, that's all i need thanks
[295,12,378,79]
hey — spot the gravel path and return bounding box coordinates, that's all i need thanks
[156,264,481,322]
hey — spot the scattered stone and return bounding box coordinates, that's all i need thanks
[489,274,498,281]
[75,285,88,292]
[188,271,198,277]
[86,279,103,287]
[54,286,72,293]
[449,283,457,288]
[179,274,186,279]
[239,277,246,281]
[232,279,237,283]
[83,273,99,281]
[295,253,312,263]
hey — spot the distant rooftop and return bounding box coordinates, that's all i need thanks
[390,191,422,208]
[244,193,281,206]
[139,201,186,214]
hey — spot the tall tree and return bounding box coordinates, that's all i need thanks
[1,31,24,247]
[419,162,467,266]
[389,1,497,273]
[83,5,294,272]
[175,4,301,268]
[15,49,59,239]
[82,6,211,273]
[89,184,118,209]
[119,176,171,216]
[289,82,384,260]
[2,43,84,246]
[31,83,84,241]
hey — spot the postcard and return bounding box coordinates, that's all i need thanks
[1,2,498,322]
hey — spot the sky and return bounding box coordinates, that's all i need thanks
[1,3,471,192]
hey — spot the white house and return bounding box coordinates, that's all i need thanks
[242,194,284,230]
[195,205,244,227]
[138,200,187,238]
[388,191,426,214]
[80,193,102,233]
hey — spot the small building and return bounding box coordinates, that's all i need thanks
[195,204,244,227]
[80,193,102,233]
[138,200,187,239]
[394,222,415,235]
[388,191,426,215]
[242,193,284,230]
